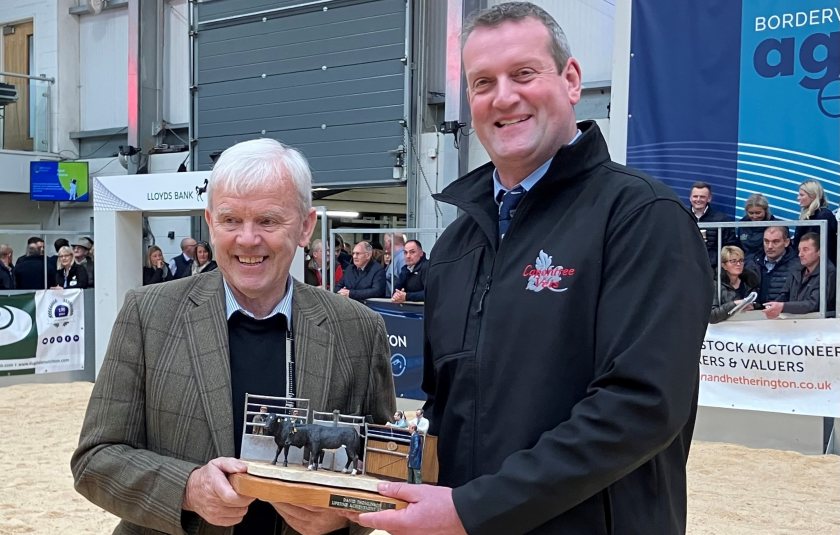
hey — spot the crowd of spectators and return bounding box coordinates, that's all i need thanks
[0,235,95,291]
[142,237,217,286]
[692,179,838,322]
[303,233,429,304]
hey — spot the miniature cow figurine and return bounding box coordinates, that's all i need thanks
[264,414,361,475]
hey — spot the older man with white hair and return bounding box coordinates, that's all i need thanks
[72,138,396,534]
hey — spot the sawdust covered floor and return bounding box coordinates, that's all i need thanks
[1,382,837,534]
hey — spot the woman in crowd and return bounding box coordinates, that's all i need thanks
[386,410,408,429]
[710,245,759,324]
[143,245,173,286]
[738,193,778,258]
[51,245,89,289]
[191,241,217,274]
[794,179,837,264]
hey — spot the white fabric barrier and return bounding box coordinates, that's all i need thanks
[701,319,840,417]
[0,289,86,374]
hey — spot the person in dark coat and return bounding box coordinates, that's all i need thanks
[14,244,47,290]
[689,181,739,268]
[793,180,837,265]
[51,245,89,289]
[357,4,711,534]
[71,237,95,288]
[764,232,836,318]
[0,244,14,290]
[746,225,802,304]
[15,236,43,265]
[710,246,760,323]
[143,245,173,286]
[335,241,386,302]
[737,193,780,258]
[391,239,428,303]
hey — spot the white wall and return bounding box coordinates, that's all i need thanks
[164,0,189,125]
[78,0,190,131]
[79,7,128,130]
[487,0,616,83]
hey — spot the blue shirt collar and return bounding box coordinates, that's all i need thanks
[492,129,582,202]
[224,275,293,327]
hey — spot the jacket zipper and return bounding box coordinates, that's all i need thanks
[476,275,492,314]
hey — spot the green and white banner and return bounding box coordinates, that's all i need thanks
[0,290,85,375]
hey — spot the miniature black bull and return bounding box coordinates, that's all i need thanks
[264,413,361,475]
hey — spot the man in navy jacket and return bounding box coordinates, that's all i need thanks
[335,241,386,302]
[391,240,428,303]
[358,3,711,534]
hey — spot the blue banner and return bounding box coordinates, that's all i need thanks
[628,1,839,219]
[365,299,425,400]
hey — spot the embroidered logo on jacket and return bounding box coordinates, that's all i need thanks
[522,250,575,293]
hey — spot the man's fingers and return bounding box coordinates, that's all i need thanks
[357,508,403,529]
[211,457,249,473]
[376,481,423,502]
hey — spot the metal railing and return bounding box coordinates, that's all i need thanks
[0,71,54,153]
[699,219,836,318]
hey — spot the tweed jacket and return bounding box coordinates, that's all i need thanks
[71,271,396,535]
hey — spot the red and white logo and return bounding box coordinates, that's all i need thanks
[522,250,576,293]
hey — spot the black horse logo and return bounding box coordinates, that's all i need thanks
[196,178,208,201]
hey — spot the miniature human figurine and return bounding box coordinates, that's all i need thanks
[386,410,408,428]
[252,406,269,436]
[407,424,423,484]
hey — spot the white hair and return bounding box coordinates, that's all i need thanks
[207,138,312,216]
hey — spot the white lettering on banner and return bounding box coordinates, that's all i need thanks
[699,319,840,417]
[388,335,407,348]
[755,8,840,31]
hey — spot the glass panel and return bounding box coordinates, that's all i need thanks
[0,76,50,152]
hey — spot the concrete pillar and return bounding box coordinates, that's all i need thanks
[94,210,142,376]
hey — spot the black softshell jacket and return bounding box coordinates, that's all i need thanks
[422,122,713,534]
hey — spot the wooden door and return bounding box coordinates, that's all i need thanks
[3,21,33,151]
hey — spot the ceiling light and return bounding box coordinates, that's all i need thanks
[326,211,359,218]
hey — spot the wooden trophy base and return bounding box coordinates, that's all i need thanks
[229,461,408,513]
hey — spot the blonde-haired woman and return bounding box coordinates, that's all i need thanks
[143,245,173,286]
[51,245,89,289]
[795,180,837,265]
[710,245,759,324]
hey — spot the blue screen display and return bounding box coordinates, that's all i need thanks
[30,161,89,202]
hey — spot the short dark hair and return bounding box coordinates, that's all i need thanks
[54,238,70,252]
[690,182,712,194]
[462,2,572,72]
[27,236,43,245]
[405,239,423,251]
[800,232,821,251]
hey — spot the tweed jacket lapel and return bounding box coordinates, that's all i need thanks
[183,271,235,458]
[291,281,336,413]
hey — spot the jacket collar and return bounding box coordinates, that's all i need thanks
[433,121,611,245]
[183,270,236,457]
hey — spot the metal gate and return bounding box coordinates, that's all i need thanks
[190,0,409,186]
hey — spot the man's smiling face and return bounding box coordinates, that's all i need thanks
[463,17,581,185]
[207,179,314,312]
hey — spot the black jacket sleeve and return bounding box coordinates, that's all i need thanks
[451,199,712,534]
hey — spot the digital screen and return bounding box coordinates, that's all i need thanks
[29,161,90,202]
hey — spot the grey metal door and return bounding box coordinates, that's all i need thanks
[191,0,409,187]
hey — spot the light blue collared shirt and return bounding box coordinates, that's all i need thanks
[492,129,583,202]
[224,275,293,329]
